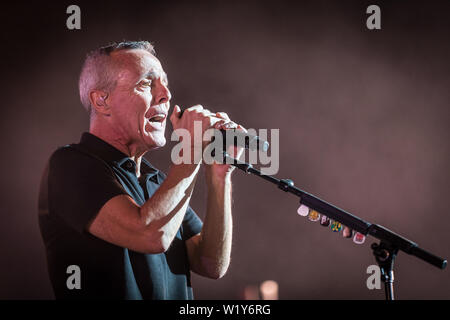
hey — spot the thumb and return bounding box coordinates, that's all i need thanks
[170,105,182,123]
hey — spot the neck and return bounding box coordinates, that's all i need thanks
[89,127,147,178]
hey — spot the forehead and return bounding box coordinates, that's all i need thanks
[112,49,166,81]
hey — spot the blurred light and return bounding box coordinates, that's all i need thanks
[242,285,260,300]
[260,280,279,300]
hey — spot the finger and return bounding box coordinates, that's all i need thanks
[188,106,218,122]
[200,109,215,117]
[186,104,204,114]
[213,119,228,129]
[216,121,238,130]
[236,124,248,133]
[215,112,230,120]
[170,105,182,123]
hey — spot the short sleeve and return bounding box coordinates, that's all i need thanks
[182,207,203,240]
[48,146,127,234]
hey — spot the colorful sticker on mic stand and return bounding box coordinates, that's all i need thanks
[307,209,320,222]
[353,232,366,244]
[297,204,309,217]
[320,215,330,226]
[330,221,343,232]
[342,227,353,238]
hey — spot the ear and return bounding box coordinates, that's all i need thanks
[89,90,111,116]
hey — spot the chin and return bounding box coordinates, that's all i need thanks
[145,134,166,150]
[154,138,167,148]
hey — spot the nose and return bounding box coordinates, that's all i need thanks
[153,80,171,105]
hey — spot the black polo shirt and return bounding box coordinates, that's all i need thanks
[38,132,203,299]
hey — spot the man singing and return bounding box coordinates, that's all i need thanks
[38,41,243,299]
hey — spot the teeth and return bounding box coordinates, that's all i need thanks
[149,115,165,122]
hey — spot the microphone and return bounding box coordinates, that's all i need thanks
[178,108,269,152]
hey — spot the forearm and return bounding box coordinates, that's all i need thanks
[140,162,201,251]
[197,171,233,278]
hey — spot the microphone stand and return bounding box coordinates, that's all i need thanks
[222,152,447,300]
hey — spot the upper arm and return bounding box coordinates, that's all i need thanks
[183,207,206,276]
[48,147,164,253]
[48,147,126,233]
[87,194,165,254]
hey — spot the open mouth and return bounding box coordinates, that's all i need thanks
[148,114,167,123]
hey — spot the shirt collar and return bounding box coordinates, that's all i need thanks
[79,132,161,182]
[141,158,162,184]
[80,132,129,164]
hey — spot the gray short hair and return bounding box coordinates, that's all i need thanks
[78,41,155,114]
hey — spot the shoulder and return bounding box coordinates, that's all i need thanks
[48,144,113,176]
[50,144,82,162]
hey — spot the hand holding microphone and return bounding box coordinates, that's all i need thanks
[170,104,269,153]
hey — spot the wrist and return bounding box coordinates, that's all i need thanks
[205,165,232,186]
[170,162,201,178]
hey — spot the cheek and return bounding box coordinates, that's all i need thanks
[134,87,153,102]
[116,92,151,121]
[134,90,153,115]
